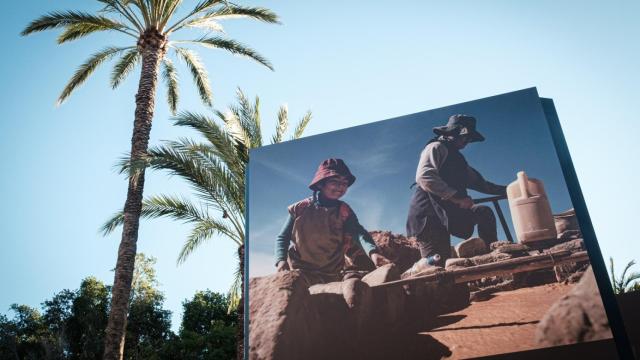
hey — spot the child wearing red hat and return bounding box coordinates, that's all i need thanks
[275,158,390,281]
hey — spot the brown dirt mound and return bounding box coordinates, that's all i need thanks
[370,230,421,272]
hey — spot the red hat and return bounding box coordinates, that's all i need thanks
[308,158,356,191]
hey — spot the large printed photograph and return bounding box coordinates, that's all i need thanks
[247,88,614,359]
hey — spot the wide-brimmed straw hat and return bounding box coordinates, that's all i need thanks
[433,114,485,142]
[308,158,356,191]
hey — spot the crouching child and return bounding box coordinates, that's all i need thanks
[275,158,390,284]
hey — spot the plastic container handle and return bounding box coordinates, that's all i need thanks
[517,171,530,199]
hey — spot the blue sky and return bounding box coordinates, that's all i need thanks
[1,0,639,329]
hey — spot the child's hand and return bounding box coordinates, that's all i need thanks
[370,253,391,267]
[276,261,290,272]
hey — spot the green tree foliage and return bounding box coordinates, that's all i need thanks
[41,289,76,358]
[124,255,172,360]
[3,304,47,359]
[124,292,172,360]
[163,291,237,359]
[0,254,228,359]
[181,291,236,334]
[610,257,640,294]
[65,277,110,359]
[1,287,237,360]
[0,314,17,359]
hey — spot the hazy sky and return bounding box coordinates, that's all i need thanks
[2,0,639,329]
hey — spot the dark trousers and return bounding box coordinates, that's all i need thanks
[417,204,498,263]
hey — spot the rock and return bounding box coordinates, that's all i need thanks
[489,240,512,251]
[249,266,472,359]
[362,263,400,286]
[468,276,511,291]
[249,271,323,360]
[308,279,372,309]
[342,278,370,309]
[554,262,589,283]
[445,257,472,269]
[369,231,421,272]
[535,267,613,346]
[558,229,582,241]
[554,208,579,234]
[469,251,512,266]
[546,238,585,253]
[308,281,343,295]
[495,243,530,255]
[455,237,488,258]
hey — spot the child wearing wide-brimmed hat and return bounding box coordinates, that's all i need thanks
[275,158,390,281]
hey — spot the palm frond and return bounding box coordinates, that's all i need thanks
[58,22,136,43]
[161,58,179,114]
[111,48,140,88]
[183,5,280,29]
[158,0,185,29]
[609,257,640,294]
[143,139,246,242]
[123,141,243,216]
[183,17,225,33]
[178,219,239,264]
[271,105,288,144]
[610,257,619,293]
[58,46,133,105]
[21,11,133,36]
[178,37,273,70]
[254,95,262,146]
[234,88,262,147]
[145,194,209,222]
[227,263,242,311]
[619,260,636,286]
[172,111,245,178]
[101,211,125,236]
[165,0,225,32]
[158,139,242,187]
[101,194,207,235]
[174,47,213,106]
[189,0,225,15]
[292,110,312,139]
[622,272,640,290]
[98,0,146,31]
[219,108,252,150]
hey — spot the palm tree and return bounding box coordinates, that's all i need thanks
[22,2,278,359]
[609,257,640,294]
[102,87,312,358]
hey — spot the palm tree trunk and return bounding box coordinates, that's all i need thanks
[103,30,166,360]
[237,244,245,360]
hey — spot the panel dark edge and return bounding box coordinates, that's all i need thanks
[540,97,635,360]
[474,338,618,359]
[244,156,250,360]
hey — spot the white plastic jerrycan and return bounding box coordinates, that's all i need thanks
[507,171,557,243]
